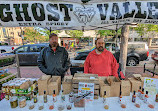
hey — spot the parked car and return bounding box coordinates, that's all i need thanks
[74,42,149,66]
[0,45,20,53]
[2,44,48,65]
[151,51,158,62]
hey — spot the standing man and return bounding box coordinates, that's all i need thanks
[84,38,120,77]
[37,33,71,79]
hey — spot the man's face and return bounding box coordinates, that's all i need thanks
[96,38,105,52]
[49,36,59,48]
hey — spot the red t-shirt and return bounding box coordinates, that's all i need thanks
[53,49,56,52]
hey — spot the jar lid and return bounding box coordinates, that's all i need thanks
[2,83,7,86]
[10,96,18,102]
[15,83,22,86]
[8,83,15,86]
[19,96,26,101]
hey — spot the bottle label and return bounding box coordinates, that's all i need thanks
[138,92,141,97]
[118,98,121,103]
[34,98,37,103]
[2,88,6,93]
[144,98,148,103]
[61,96,65,101]
[53,97,57,102]
[69,96,74,103]
[44,99,47,103]
[10,89,16,94]
[132,97,136,103]
[141,94,144,100]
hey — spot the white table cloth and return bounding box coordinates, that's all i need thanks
[0,93,158,111]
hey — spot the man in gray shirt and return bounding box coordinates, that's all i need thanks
[37,33,71,78]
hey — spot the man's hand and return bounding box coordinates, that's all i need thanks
[65,68,71,76]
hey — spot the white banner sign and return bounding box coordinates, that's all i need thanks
[78,82,94,100]
[1,1,158,30]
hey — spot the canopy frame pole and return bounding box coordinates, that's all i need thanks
[115,24,118,54]
[119,24,129,76]
[49,27,52,34]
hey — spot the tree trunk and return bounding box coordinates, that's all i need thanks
[119,25,129,75]
[148,38,152,47]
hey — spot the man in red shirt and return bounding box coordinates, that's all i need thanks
[84,38,119,77]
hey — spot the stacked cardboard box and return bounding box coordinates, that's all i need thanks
[72,73,99,98]
[62,75,73,95]
[38,75,61,95]
[128,74,144,92]
[48,76,61,95]
[121,80,131,96]
[99,76,121,97]
[38,75,51,95]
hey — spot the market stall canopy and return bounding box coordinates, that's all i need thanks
[1,0,158,30]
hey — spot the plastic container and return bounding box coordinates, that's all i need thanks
[19,96,26,108]
[10,96,18,108]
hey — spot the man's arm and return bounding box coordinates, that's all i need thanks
[37,48,48,74]
[63,48,71,73]
[84,55,90,73]
[111,54,119,77]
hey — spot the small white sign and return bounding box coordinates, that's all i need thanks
[144,77,158,95]
[78,82,94,101]
[90,77,95,79]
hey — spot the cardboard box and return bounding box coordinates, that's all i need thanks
[100,84,111,97]
[74,73,98,78]
[48,76,61,95]
[121,80,131,96]
[62,75,73,95]
[73,76,99,84]
[72,74,100,96]
[108,76,121,97]
[99,77,111,97]
[128,78,142,92]
[38,75,51,95]
[20,80,31,89]
[128,74,144,93]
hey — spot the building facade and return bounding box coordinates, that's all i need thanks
[0,27,23,45]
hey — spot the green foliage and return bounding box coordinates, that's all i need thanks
[133,24,158,37]
[65,30,83,38]
[24,27,47,43]
[96,29,121,37]
[38,28,61,41]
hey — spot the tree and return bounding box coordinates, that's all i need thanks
[96,29,121,38]
[65,30,83,38]
[24,27,46,43]
[133,24,158,46]
[37,28,61,41]
[133,24,158,37]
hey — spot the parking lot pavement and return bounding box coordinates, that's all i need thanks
[8,66,45,78]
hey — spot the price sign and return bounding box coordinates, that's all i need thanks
[78,82,94,100]
[144,77,158,95]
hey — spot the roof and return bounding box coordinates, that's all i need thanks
[58,31,71,37]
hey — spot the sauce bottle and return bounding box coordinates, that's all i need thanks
[53,90,57,102]
[118,91,122,104]
[43,91,47,103]
[138,86,141,98]
[144,91,149,103]
[140,88,144,100]
[132,91,136,103]
[103,91,107,103]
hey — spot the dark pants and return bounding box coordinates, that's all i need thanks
[70,67,84,76]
